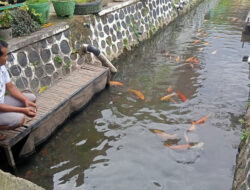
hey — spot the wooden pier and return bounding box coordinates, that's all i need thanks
[0,64,110,169]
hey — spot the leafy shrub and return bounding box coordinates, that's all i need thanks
[10,9,41,37]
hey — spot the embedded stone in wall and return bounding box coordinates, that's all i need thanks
[77,57,84,65]
[41,49,51,63]
[41,40,47,48]
[115,13,118,20]
[7,53,14,63]
[125,16,130,24]
[16,77,28,89]
[101,40,106,49]
[97,23,102,32]
[121,21,127,29]
[45,63,55,75]
[47,36,54,44]
[25,67,32,78]
[112,44,117,53]
[106,46,111,56]
[53,72,59,80]
[112,35,116,42]
[117,31,122,39]
[17,52,28,68]
[62,67,70,75]
[131,5,135,13]
[70,53,77,61]
[54,58,62,68]
[64,56,70,64]
[10,65,21,76]
[127,6,131,13]
[60,40,71,54]
[137,2,143,9]
[240,182,247,190]
[52,44,59,54]
[28,51,41,66]
[55,33,62,41]
[31,78,39,90]
[99,32,104,38]
[101,17,107,25]
[35,67,44,78]
[108,14,114,23]
[93,40,99,49]
[41,76,52,86]
[104,25,110,35]
[119,10,125,20]
[64,30,70,39]
[117,41,123,51]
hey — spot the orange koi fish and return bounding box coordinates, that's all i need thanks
[193,40,200,44]
[185,56,195,63]
[169,97,177,104]
[203,42,210,45]
[153,129,177,139]
[193,58,199,64]
[167,85,172,93]
[109,81,123,86]
[177,91,187,102]
[184,131,189,143]
[194,114,210,125]
[160,93,176,101]
[189,63,194,68]
[165,144,191,150]
[128,89,145,100]
[176,56,181,63]
[188,122,196,132]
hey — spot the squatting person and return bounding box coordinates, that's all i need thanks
[0,40,37,140]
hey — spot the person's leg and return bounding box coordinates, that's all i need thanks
[4,93,36,107]
[0,112,25,130]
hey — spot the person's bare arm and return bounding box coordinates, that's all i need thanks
[6,82,37,109]
[0,103,36,117]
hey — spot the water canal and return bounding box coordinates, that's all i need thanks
[15,0,250,189]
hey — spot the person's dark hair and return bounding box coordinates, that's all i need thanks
[0,40,8,57]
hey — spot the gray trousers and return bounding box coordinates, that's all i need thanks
[0,93,36,128]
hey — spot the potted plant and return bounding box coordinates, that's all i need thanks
[74,0,101,15]
[26,0,50,24]
[0,9,13,40]
[52,0,75,18]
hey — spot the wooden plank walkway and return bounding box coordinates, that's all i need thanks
[0,64,109,168]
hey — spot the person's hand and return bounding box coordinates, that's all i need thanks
[24,99,37,111]
[23,107,36,117]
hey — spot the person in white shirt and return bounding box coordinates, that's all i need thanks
[0,40,37,140]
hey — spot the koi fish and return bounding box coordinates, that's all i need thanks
[176,56,181,63]
[231,17,237,22]
[190,142,204,149]
[169,97,177,104]
[194,114,210,125]
[167,85,172,93]
[128,89,145,100]
[193,40,200,44]
[153,129,177,139]
[160,93,176,101]
[193,58,199,64]
[177,91,187,102]
[199,48,203,52]
[203,42,210,45]
[203,33,208,37]
[166,143,191,150]
[188,122,196,132]
[185,56,195,63]
[189,63,194,68]
[211,50,216,55]
[109,81,123,86]
[184,131,189,143]
[197,29,202,33]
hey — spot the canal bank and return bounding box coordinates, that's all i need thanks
[1,0,207,188]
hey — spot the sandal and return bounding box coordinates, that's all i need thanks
[0,133,6,141]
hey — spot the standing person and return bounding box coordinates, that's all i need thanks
[0,40,37,140]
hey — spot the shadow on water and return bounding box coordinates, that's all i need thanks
[9,0,250,189]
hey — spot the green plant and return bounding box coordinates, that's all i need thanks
[123,38,128,49]
[30,61,38,68]
[75,0,95,3]
[241,129,248,142]
[26,0,48,4]
[11,9,41,37]
[65,60,71,69]
[0,10,13,29]
[238,118,245,124]
[54,56,62,63]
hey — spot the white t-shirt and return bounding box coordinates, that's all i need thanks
[0,65,11,103]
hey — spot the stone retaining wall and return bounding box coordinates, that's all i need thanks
[233,108,250,190]
[5,0,197,94]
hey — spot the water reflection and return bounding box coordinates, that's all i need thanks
[15,0,250,189]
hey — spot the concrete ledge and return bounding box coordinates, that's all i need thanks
[0,169,45,190]
[98,0,138,16]
[8,22,69,53]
